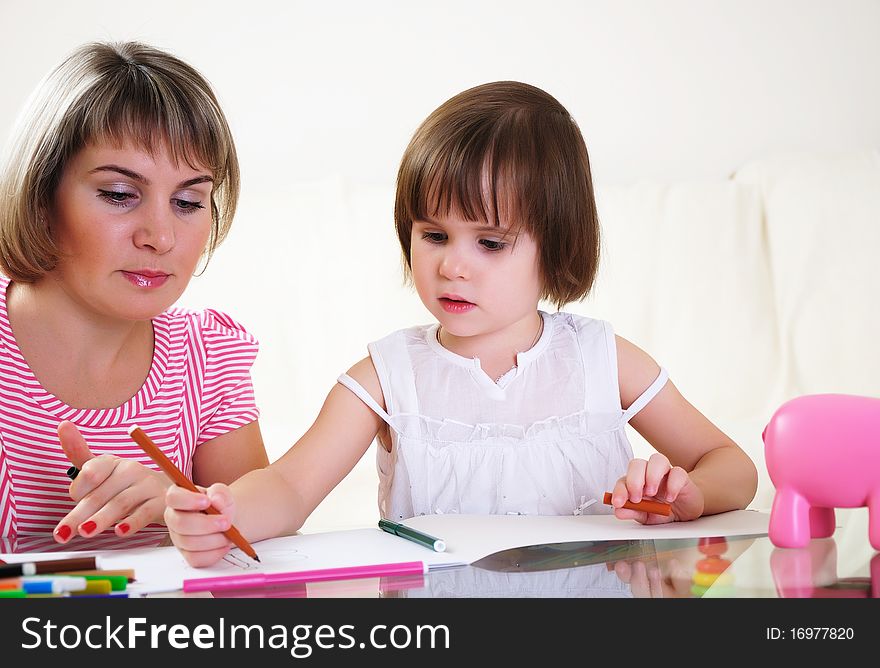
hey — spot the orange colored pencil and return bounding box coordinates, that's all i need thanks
[603,492,672,516]
[127,425,260,562]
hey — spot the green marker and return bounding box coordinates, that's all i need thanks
[78,574,128,591]
[379,519,446,552]
[0,590,27,598]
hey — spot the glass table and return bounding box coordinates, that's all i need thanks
[2,509,875,598]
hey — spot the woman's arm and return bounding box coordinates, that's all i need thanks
[191,421,269,487]
[53,420,269,542]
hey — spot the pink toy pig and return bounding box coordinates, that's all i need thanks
[763,394,880,550]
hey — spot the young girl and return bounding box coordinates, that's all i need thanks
[0,41,269,547]
[166,81,757,567]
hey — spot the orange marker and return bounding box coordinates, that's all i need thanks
[603,492,672,516]
[128,425,260,562]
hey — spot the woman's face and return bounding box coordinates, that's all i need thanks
[48,139,214,321]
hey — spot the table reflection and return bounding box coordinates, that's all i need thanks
[603,535,756,598]
[3,514,876,598]
[770,540,879,598]
[386,536,758,598]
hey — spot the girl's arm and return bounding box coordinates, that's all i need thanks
[616,336,758,518]
[166,357,385,565]
[236,357,384,539]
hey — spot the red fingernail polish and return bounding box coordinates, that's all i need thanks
[117,523,130,535]
[80,520,97,535]
[55,525,72,541]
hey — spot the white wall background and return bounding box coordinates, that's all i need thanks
[4,1,879,187]
[2,1,879,529]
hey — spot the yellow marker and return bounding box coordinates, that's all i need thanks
[70,579,113,596]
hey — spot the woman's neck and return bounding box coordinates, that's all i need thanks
[6,279,154,408]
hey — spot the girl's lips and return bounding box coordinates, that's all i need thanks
[121,270,170,288]
[439,297,476,313]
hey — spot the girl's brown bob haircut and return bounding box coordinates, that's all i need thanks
[394,81,600,308]
[0,41,240,282]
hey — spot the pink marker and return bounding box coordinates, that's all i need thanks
[184,561,430,593]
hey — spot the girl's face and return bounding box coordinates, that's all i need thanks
[48,139,214,321]
[410,212,543,340]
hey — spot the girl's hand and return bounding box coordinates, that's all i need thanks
[609,453,705,524]
[609,555,694,598]
[53,421,172,542]
[165,482,235,567]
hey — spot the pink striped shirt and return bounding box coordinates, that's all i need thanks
[0,275,260,540]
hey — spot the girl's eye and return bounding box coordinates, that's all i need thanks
[97,189,136,207]
[172,198,206,214]
[421,231,446,243]
[480,239,507,251]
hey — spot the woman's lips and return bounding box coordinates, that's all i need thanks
[121,270,170,289]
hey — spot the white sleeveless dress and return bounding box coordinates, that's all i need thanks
[338,311,668,521]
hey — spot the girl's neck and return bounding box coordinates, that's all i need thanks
[437,311,544,379]
[6,278,154,409]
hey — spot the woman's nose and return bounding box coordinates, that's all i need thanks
[132,203,175,254]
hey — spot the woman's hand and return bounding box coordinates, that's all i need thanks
[53,421,172,542]
[609,453,705,524]
[165,482,235,567]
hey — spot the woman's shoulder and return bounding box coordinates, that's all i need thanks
[159,307,259,348]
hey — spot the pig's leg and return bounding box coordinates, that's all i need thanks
[868,491,880,551]
[809,506,836,539]
[770,488,812,548]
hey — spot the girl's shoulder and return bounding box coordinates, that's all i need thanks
[551,311,658,374]
[370,322,435,348]
[547,310,615,343]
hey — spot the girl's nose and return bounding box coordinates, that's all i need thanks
[439,246,469,280]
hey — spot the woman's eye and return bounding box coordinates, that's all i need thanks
[480,239,507,251]
[97,190,136,206]
[421,231,446,243]
[173,198,206,214]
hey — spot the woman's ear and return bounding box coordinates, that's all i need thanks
[37,204,52,234]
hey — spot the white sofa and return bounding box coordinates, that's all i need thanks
[182,149,880,532]
[583,149,880,513]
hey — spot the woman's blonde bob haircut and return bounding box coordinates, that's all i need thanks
[394,81,600,309]
[0,41,240,282]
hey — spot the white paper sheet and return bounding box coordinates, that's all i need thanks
[0,510,769,595]
[0,529,462,595]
